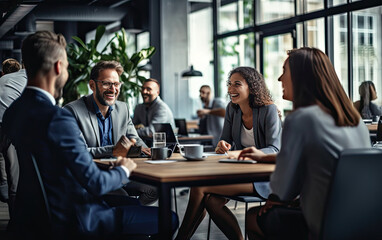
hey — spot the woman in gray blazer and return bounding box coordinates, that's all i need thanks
[175,67,282,240]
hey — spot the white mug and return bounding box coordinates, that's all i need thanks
[179,144,203,159]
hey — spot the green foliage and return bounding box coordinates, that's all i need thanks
[63,25,156,105]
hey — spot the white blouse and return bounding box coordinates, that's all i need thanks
[240,124,255,148]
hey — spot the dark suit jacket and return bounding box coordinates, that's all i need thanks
[64,94,147,158]
[3,88,130,236]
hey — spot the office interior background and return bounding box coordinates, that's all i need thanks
[0,0,381,120]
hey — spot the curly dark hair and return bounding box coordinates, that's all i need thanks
[228,66,273,109]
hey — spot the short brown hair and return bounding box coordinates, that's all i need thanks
[144,78,160,88]
[287,47,360,126]
[21,31,67,79]
[2,58,21,74]
[90,60,123,81]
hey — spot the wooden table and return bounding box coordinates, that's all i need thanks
[108,153,275,239]
[366,124,378,132]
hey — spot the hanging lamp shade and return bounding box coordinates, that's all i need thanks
[181,65,203,77]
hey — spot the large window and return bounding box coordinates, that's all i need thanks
[332,13,349,93]
[218,0,253,34]
[217,33,254,100]
[189,7,214,119]
[189,0,382,119]
[256,0,294,24]
[352,6,382,105]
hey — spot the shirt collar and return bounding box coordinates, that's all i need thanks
[91,95,113,118]
[26,86,56,105]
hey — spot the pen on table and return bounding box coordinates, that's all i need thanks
[224,151,228,156]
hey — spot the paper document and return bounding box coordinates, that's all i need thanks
[145,160,177,164]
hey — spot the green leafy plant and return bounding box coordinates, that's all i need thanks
[63,25,156,105]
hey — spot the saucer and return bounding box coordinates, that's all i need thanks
[183,155,207,161]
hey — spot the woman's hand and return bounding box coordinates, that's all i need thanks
[215,140,231,154]
[238,147,266,161]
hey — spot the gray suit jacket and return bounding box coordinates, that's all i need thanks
[64,95,147,158]
[220,103,281,154]
[132,96,175,138]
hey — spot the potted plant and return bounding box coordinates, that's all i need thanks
[63,25,156,105]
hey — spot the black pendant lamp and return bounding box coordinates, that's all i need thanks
[181,65,203,77]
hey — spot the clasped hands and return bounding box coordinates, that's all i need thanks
[197,109,211,118]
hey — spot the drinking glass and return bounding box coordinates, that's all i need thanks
[153,132,166,148]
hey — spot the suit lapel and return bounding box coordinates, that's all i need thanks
[233,108,242,149]
[111,105,119,144]
[84,95,101,147]
[252,108,259,148]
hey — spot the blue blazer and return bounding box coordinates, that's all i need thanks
[3,89,130,236]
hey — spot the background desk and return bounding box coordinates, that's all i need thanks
[128,153,274,239]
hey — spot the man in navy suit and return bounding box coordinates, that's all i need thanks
[3,31,178,238]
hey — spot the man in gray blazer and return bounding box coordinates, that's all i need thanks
[64,61,157,205]
[133,78,175,141]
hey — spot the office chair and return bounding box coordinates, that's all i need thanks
[207,194,264,240]
[320,148,382,240]
[7,152,53,239]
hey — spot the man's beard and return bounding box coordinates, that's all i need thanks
[95,85,117,106]
[54,74,65,103]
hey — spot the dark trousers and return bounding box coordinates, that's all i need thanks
[257,206,309,240]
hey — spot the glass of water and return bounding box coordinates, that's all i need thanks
[153,132,166,148]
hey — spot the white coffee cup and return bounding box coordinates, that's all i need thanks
[179,144,203,159]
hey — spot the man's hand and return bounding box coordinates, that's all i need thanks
[135,124,145,129]
[215,140,231,154]
[111,156,137,172]
[112,136,134,157]
[197,109,211,118]
[142,147,151,157]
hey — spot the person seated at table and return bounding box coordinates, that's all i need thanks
[197,85,226,147]
[175,66,282,240]
[64,60,157,205]
[2,58,21,75]
[353,81,382,120]
[242,47,371,240]
[3,31,178,238]
[132,78,175,140]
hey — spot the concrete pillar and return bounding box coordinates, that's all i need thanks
[150,0,191,119]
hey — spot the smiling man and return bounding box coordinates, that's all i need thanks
[65,61,158,205]
[132,78,175,139]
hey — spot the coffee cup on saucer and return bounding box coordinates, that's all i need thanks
[179,144,204,159]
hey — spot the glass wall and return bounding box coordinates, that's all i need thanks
[262,33,294,116]
[217,33,254,101]
[256,0,294,24]
[352,6,382,106]
[189,7,214,119]
[188,0,382,119]
[218,0,253,34]
[332,13,349,93]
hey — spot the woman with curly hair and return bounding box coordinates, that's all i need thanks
[175,67,282,240]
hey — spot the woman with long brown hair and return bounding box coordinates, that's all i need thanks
[175,67,282,240]
[353,81,382,119]
[242,47,371,239]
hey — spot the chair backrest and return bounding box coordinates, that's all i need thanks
[174,118,188,136]
[320,148,382,240]
[376,117,382,142]
[9,151,52,238]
